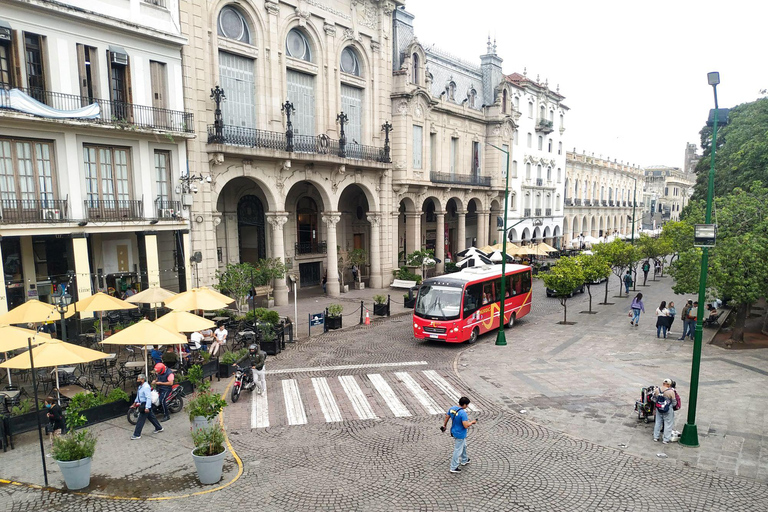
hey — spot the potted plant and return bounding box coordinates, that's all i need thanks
[404,287,419,309]
[258,322,280,355]
[191,423,227,485]
[200,351,219,382]
[326,304,343,330]
[348,248,367,290]
[185,365,227,431]
[218,348,246,378]
[373,295,388,316]
[52,407,97,490]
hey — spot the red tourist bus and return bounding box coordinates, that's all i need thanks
[412,264,532,343]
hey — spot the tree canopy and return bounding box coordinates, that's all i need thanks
[540,257,585,324]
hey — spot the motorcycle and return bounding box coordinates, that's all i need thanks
[230,364,257,403]
[127,384,185,425]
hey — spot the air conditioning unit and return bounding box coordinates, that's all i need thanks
[110,51,128,66]
[41,208,62,221]
[159,208,175,219]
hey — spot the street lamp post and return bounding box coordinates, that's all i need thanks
[55,293,72,344]
[630,177,637,243]
[680,71,721,448]
[486,143,510,346]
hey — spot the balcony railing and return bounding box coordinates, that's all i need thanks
[565,198,573,206]
[574,198,582,206]
[1,87,193,133]
[84,199,143,221]
[524,208,531,217]
[535,118,554,134]
[622,200,627,207]
[430,172,491,187]
[207,125,390,164]
[609,200,614,206]
[155,199,182,220]
[534,208,542,217]
[535,178,543,186]
[295,241,327,255]
[601,200,607,206]
[545,208,552,216]
[143,0,167,7]
[0,198,69,223]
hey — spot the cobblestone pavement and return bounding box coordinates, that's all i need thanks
[3,275,768,510]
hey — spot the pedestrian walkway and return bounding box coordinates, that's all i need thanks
[243,366,478,429]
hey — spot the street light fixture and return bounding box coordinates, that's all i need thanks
[680,72,722,448]
[485,142,511,346]
[55,293,72,344]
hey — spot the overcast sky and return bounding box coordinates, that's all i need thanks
[404,0,767,169]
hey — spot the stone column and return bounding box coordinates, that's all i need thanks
[406,212,421,255]
[391,211,401,270]
[457,210,467,254]
[0,239,8,315]
[322,212,341,297]
[267,212,289,306]
[368,213,382,288]
[143,232,161,289]
[182,230,193,290]
[435,210,445,274]
[477,210,490,247]
[20,236,36,300]
[71,235,93,307]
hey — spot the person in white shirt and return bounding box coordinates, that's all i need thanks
[211,323,228,356]
[189,330,204,352]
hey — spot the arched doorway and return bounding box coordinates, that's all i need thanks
[296,197,319,254]
[238,195,266,263]
[286,181,329,288]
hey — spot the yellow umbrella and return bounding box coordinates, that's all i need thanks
[164,288,233,312]
[478,245,496,254]
[100,319,186,376]
[507,245,534,256]
[194,286,233,304]
[0,299,75,325]
[154,311,215,333]
[126,286,177,320]
[537,242,559,253]
[0,338,108,403]
[0,326,50,385]
[75,292,138,343]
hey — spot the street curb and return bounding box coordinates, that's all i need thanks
[0,378,244,502]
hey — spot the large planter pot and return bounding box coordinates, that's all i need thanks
[354,282,365,290]
[261,337,280,356]
[83,400,131,426]
[217,364,232,378]
[201,359,219,381]
[179,380,194,395]
[191,448,226,485]
[373,303,388,316]
[56,457,92,490]
[9,409,49,435]
[192,416,214,432]
[403,298,416,309]
[326,315,342,330]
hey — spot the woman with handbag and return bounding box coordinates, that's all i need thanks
[656,301,670,338]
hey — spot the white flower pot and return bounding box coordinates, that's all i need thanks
[191,448,226,484]
[56,457,92,490]
[192,416,214,431]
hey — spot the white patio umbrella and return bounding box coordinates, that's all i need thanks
[488,250,515,264]
[455,247,489,259]
[455,254,494,268]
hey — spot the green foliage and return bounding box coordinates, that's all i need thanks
[105,388,130,403]
[373,294,387,305]
[191,423,226,457]
[327,303,343,317]
[636,234,662,261]
[245,308,280,326]
[406,249,436,267]
[347,249,367,282]
[187,364,204,388]
[215,262,255,315]
[220,348,248,365]
[187,389,228,422]
[577,254,611,284]
[393,266,422,284]
[10,398,34,416]
[445,262,459,273]
[660,220,696,258]
[539,257,585,324]
[594,239,637,297]
[251,258,287,286]
[52,429,97,462]
[67,392,104,416]
[201,351,211,363]
[256,322,275,342]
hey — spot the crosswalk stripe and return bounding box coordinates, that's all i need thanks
[251,380,270,429]
[312,377,342,422]
[395,371,443,415]
[368,373,411,417]
[338,375,377,420]
[422,370,480,412]
[282,379,307,425]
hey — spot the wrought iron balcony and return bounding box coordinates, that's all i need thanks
[534,208,542,217]
[295,241,327,255]
[0,198,69,223]
[524,208,531,217]
[155,199,182,220]
[609,200,614,206]
[1,87,193,133]
[430,172,491,187]
[565,198,573,206]
[601,200,607,207]
[535,178,544,186]
[207,125,391,164]
[574,198,582,206]
[545,208,552,216]
[84,199,144,221]
[535,119,554,134]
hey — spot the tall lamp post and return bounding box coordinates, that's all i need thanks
[486,143,511,346]
[55,293,72,344]
[630,177,637,243]
[680,71,722,448]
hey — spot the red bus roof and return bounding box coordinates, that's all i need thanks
[422,264,531,287]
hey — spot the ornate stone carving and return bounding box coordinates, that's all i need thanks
[275,160,296,194]
[265,1,279,16]
[491,125,501,136]
[267,213,289,229]
[322,212,342,226]
[393,161,406,171]
[355,0,378,30]
[370,40,381,53]
[323,23,336,36]
[209,152,224,166]
[383,1,396,15]
[397,100,408,115]
[414,104,423,119]
[330,165,347,193]
[368,213,382,226]
[296,6,311,26]
[343,28,355,41]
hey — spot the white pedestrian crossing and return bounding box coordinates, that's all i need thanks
[339,375,377,420]
[246,370,476,428]
[312,377,342,423]
[282,379,307,425]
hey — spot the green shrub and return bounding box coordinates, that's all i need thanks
[187,364,204,388]
[246,308,281,326]
[327,303,343,317]
[105,388,130,403]
[191,423,226,457]
[257,323,275,342]
[373,295,387,305]
[220,348,247,365]
[10,398,34,416]
[393,266,422,284]
[52,429,96,461]
[445,262,459,273]
[186,390,227,422]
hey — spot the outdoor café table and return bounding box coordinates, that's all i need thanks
[52,366,77,385]
[0,389,20,402]
[124,361,145,369]
[57,385,89,398]
[104,353,118,361]
[212,317,228,323]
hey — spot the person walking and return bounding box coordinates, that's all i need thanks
[44,398,66,452]
[655,301,670,338]
[441,396,477,473]
[653,378,678,444]
[684,301,697,341]
[151,363,175,422]
[630,293,645,326]
[623,270,634,294]
[667,301,677,335]
[130,374,163,439]
[642,260,651,285]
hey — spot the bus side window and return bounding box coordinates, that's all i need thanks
[463,284,482,317]
[512,274,521,295]
[494,279,502,302]
[505,276,513,297]
[521,271,532,293]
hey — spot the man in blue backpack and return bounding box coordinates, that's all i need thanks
[653,378,678,444]
[441,396,477,473]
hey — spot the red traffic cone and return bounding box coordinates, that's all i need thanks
[365,310,371,325]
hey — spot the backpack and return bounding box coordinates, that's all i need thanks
[673,389,682,411]
[643,262,650,272]
[624,273,633,285]
[655,393,671,413]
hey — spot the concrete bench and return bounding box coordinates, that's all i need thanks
[391,279,417,289]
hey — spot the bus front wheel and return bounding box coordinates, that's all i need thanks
[467,328,479,344]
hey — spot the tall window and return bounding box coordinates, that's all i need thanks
[546,167,551,181]
[0,138,56,204]
[526,133,532,148]
[83,146,131,204]
[527,101,533,118]
[502,90,508,113]
[340,47,361,77]
[536,165,542,180]
[558,141,562,155]
[513,130,518,146]
[411,53,419,84]
[219,51,256,129]
[430,133,437,171]
[557,168,562,183]
[217,6,251,43]
[0,38,13,88]
[341,84,363,144]
[511,160,517,178]
[286,29,311,62]
[513,96,520,111]
[471,141,480,177]
[76,44,99,104]
[24,33,46,102]
[450,137,458,176]
[154,150,171,203]
[107,47,131,120]
[525,163,531,180]
[548,139,552,153]
[412,125,423,169]
[287,69,315,136]
[537,136,543,151]
[501,144,509,176]
[549,109,554,122]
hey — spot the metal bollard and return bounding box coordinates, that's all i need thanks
[387,294,391,317]
[359,301,364,324]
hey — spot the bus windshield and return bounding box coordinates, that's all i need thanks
[414,285,462,321]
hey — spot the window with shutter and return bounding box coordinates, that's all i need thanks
[287,69,315,136]
[341,84,362,144]
[412,125,423,169]
[218,51,256,129]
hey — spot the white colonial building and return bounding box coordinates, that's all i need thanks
[564,150,643,245]
[0,0,193,314]
[642,165,694,227]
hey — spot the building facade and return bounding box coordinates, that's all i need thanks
[0,0,193,314]
[564,150,643,245]
[642,165,694,227]
[180,0,399,302]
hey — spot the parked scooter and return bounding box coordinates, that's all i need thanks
[127,384,185,425]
